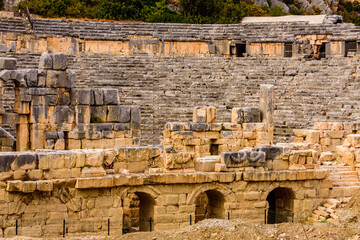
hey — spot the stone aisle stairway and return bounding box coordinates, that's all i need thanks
[308,164,360,223]
[322,165,360,198]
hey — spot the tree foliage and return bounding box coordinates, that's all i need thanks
[18,0,360,26]
[338,0,360,26]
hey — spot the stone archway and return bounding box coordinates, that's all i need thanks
[266,187,295,224]
[121,186,159,234]
[195,189,226,223]
[187,183,236,223]
[122,191,155,233]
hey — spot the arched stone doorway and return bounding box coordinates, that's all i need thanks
[266,187,295,224]
[195,189,225,223]
[122,191,155,233]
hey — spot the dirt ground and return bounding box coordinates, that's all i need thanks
[7,218,360,240]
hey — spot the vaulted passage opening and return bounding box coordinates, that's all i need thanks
[195,190,225,223]
[122,192,155,233]
[345,41,357,57]
[266,187,295,224]
[318,43,326,59]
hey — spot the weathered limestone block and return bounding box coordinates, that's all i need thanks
[193,107,216,123]
[347,134,360,147]
[293,129,309,137]
[107,105,131,123]
[306,130,320,144]
[27,169,43,180]
[68,130,85,140]
[165,122,189,131]
[65,69,76,88]
[131,106,141,129]
[39,52,53,69]
[91,88,104,105]
[195,156,220,172]
[221,151,266,168]
[84,149,104,167]
[193,107,206,123]
[0,58,16,70]
[206,107,216,123]
[189,123,208,131]
[165,152,195,169]
[71,88,91,105]
[76,176,114,189]
[90,106,106,123]
[103,88,119,105]
[0,153,17,171]
[22,181,36,193]
[81,167,106,177]
[54,139,65,150]
[232,108,261,123]
[57,88,71,105]
[260,84,274,125]
[25,69,38,87]
[0,44,9,52]
[6,180,22,192]
[12,152,37,170]
[47,152,65,169]
[53,53,68,70]
[76,106,91,124]
[46,70,66,88]
[54,106,75,124]
[254,146,282,160]
[46,139,55,149]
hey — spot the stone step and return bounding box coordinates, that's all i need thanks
[327,198,341,206]
[320,166,355,171]
[308,217,320,223]
[323,203,336,209]
[311,213,320,219]
[332,180,360,187]
[329,186,360,198]
[314,209,329,217]
[330,176,360,181]
[330,171,359,178]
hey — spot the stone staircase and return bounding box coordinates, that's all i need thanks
[321,164,360,198]
[308,164,360,223]
[308,198,350,223]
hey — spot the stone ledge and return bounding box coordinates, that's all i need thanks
[75,172,237,189]
[5,170,329,191]
[243,169,329,182]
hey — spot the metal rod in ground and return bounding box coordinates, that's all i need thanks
[63,219,65,238]
[15,219,18,235]
[108,218,110,236]
[190,215,192,225]
[264,209,267,224]
[149,217,152,232]
[228,212,230,220]
[292,212,294,223]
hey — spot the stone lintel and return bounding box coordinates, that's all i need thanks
[243,169,329,182]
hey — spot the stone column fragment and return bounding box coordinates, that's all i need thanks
[260,84,274,144]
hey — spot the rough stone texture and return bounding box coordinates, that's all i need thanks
[38,52,52,69]
[53,53,68,70]
[0,58,16,70]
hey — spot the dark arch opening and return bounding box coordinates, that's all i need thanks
[195,189,225,223]
[122,191,155,233]
[266,187,295,224]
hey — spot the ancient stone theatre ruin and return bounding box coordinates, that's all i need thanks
[0,13,359,237]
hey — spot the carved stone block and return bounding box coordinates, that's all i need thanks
[253,146,282,160]
[221,151,266,168]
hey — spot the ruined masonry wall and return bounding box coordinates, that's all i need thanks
[0,170,330,237]
[2,53,360,145]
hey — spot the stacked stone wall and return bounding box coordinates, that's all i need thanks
[1,53,360,145]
